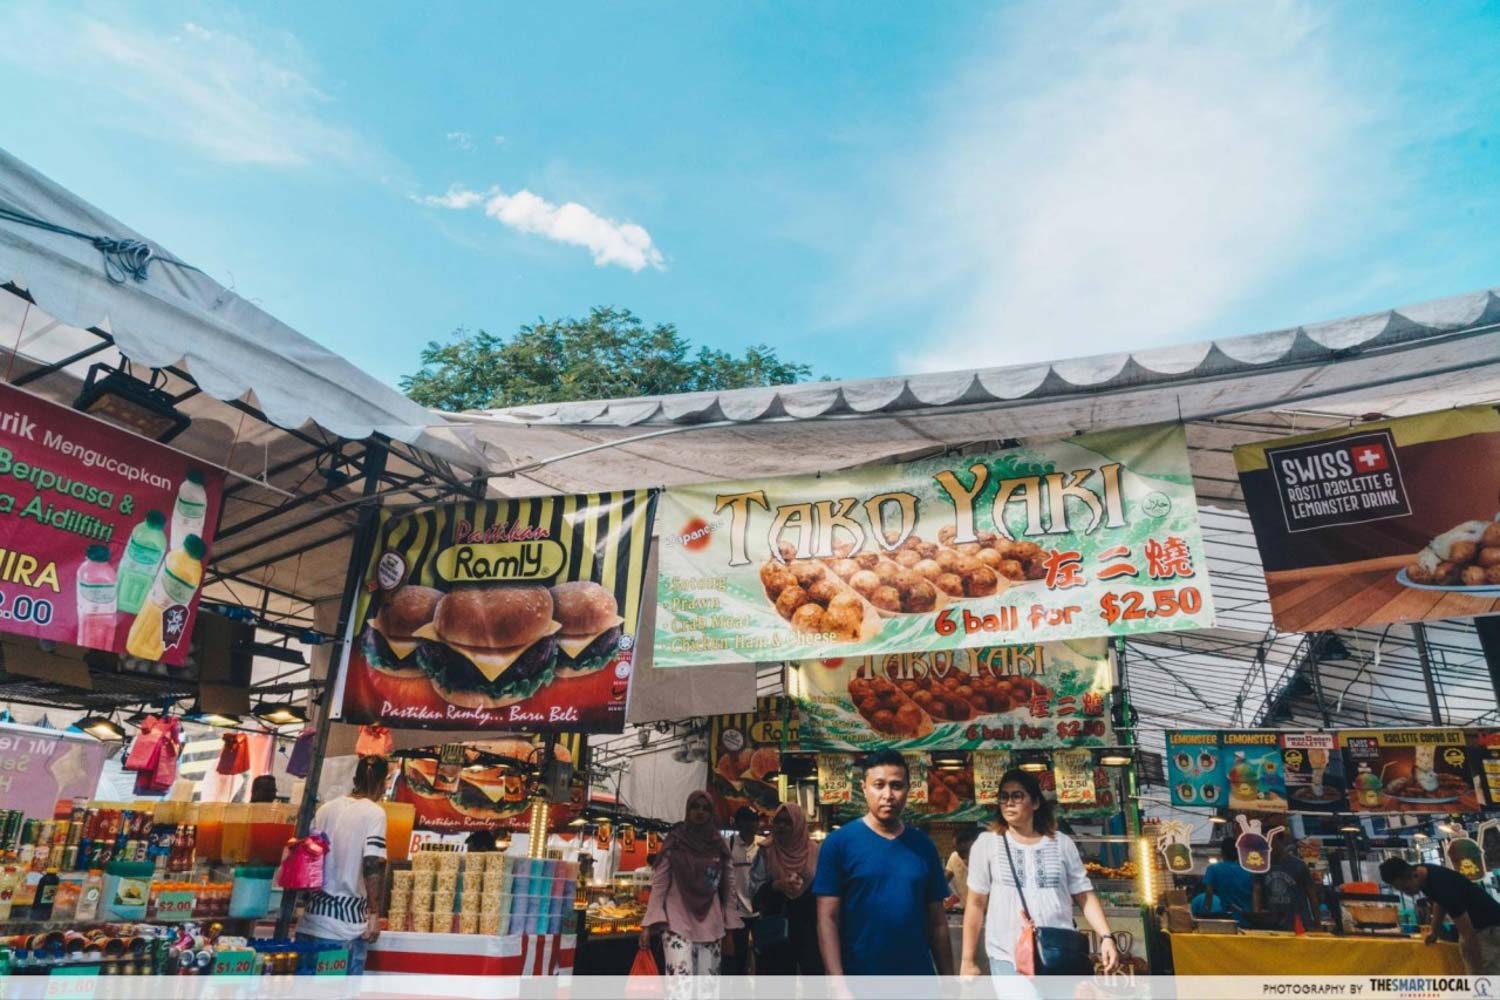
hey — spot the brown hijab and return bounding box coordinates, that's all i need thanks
[763,802,818,898]
[658,790,729,920]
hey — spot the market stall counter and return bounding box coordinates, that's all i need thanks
[1166,931,1464,976]
[366,931,575,976]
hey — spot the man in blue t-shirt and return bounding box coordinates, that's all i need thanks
[1201,837,1253,925]
[812,749,954,977]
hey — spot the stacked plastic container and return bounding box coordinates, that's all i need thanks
[387,851,578,936]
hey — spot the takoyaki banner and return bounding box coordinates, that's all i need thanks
[334,490,659,734]
[1235,405,1500,632]
[656,423,1213,667]
[787,639,1113,751]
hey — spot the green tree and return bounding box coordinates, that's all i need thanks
[402,307,816,410]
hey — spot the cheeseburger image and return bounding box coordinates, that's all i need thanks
[550,581,625,678]
[363,585,442,677]
[413,585,562,708]
[400,757,446,799]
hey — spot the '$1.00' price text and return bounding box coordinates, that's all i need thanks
[1098,586,1202,627]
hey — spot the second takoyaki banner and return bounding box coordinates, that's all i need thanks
[1235,405,1500,632]
[786,640,1113,750]
[334,490,659,733]
[656,423,1213,666]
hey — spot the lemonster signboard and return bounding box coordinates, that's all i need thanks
[656,423,1213,666]
[1236,406,1500,632]
[336,491,658,733]
[0,384,223,667]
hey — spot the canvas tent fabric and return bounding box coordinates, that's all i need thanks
[453,285,1500,508]
[442,285,1500,779]
[0,147,487,471]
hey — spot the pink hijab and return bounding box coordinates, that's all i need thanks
[658,790,729,920]
[763,802,818,898]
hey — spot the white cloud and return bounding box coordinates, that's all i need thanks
[420,185,665,272]
[849,2,1386,372]
[2,7,365,168]
[446,131,474,151]
[493,135,507,146]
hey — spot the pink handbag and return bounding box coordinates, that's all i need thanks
[278,832,330,890]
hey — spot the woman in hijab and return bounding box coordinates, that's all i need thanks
[749,802,824,975]
[641,791,742,982]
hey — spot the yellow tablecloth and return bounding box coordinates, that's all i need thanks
[1168,931,1465,975]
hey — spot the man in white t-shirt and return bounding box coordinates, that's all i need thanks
[297,755,390,975]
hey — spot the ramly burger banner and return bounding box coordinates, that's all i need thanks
[656,423,1213,666]
[335,491,659,733]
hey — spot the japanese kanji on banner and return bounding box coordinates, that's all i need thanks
[655,422,1213,665]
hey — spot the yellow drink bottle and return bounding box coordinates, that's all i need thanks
[125,534,205,661]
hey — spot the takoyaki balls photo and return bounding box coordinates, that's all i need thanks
[761,563,796,598]
[789,561,824,587]
[915,558,944,580]
[903,580,938,612]
[962,566,1000,597]
[829,558,862,580]
[849,570,881,596]
[775,585,809,618]
[874,561,902,586]
[870,585,903,612]
[894,549,922,568]
[807,578,843,605]
[790,603,826,633]
[936,572,965,597]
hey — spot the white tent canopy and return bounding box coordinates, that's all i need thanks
[448,286,1500,780]
[0,147,484,470]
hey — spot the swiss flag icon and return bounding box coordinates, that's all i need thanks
[1351,442,1390,472]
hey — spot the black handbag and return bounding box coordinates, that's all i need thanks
[1002,833,1094,976]
[749,914,789,953]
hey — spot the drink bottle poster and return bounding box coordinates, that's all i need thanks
[335,490,658,733]
[0,384,223,667]
[657,423,1213,666]
[1235,406,1500,632]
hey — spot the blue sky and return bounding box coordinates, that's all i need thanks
[4,2,1500,393]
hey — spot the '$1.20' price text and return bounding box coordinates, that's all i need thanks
[1098,587,1202,627]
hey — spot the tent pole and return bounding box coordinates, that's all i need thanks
[1411,623,1443,725]
[274,437,389,939]
[1474,616,1500,714]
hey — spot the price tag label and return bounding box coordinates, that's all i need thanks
[315,948,349,975]
[154,889,197,922]
[212,948,257,977]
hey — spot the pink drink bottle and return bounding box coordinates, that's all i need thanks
[76,545,118,648]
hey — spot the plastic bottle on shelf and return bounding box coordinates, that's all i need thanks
[115,512,167,616]
[0,863,19,921]
[75,870,102,921]
[169,471,207,551]
[124,534,204,662]
[30,868,59,921]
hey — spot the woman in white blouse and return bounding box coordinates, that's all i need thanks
[960,769,1120,976]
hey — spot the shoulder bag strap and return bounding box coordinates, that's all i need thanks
[1001,832,1034,924]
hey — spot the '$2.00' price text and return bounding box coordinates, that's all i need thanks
[1098,587,1203,627]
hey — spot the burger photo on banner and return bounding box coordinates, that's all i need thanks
[393,736,581,833]
[335,491,658,733]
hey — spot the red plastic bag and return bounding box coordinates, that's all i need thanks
[278,832,330,890]
[629,945,659,977]
[217,733,250,775]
